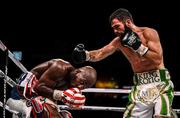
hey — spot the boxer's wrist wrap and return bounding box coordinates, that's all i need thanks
[135,44,149,56]
[53,90,63,101]
[85,51,90,61]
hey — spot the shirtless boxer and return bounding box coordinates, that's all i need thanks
[6,58,97,118]
[72,8,175,118]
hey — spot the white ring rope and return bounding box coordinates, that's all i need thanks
[82,88,180,96]
[58,105,125,112]
[82,88,131,94]
[58,105,180,114]
[0,70,17,87]
[0,40,180,115]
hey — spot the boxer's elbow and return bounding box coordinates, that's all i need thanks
[33,83,54,99]
[33,84,39,94]
[33,83,44,95]
[151,54,162,65]
[145,50,162,65]
[152,58,161,65]
[154,52,163,65]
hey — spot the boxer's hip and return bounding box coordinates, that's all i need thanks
[131,68,174,105]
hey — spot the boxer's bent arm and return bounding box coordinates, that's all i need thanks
[33,82,55,99]
[33,65,65,100]
[143,29,163,65]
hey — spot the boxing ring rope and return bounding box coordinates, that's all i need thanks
[57,105,180,114]
[1,40,180,116]
[58,105,125,112]
[82,88,180,96]
[0,70,17,87]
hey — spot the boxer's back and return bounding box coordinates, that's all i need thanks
[32,59,74,91]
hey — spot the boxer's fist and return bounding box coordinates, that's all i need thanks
[61,88,86,108]
[72,44,87,64]
[121,31,148,56]
[121,31,141,50]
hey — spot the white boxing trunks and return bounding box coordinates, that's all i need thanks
[123,69,174,118]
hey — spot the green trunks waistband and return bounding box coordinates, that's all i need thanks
[133,69,171,85]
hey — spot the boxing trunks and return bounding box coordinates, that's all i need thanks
[123,68,174,118]
[11,72,38,99]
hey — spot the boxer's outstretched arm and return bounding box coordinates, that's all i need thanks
[72,37,120,63]
[86,37,119,62]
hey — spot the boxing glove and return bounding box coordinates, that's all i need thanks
[121,31,148,56]
[61,88,85,108]
[72,44,87,64]
[53,88,85,108]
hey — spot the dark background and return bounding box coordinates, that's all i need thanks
[1,1,180,117]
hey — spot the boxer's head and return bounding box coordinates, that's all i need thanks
[70,66,97,89]
[109,8,133,37]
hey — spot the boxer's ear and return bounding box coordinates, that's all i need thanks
[125,19,131,27]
